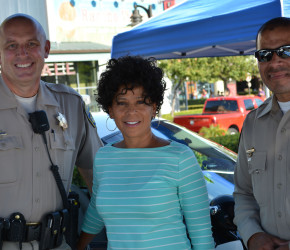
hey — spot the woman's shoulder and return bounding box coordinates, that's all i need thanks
[168,140,191,150]
[97,143,118,152]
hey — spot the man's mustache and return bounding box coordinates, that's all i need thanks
[267,67,290,73]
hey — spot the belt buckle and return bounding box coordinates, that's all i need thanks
[26,222,40,226]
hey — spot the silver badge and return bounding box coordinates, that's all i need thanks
[56,112,68,130]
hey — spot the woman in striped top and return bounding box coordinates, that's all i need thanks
[77,56,214,250]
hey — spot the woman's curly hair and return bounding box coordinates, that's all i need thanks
[96,56,166,116]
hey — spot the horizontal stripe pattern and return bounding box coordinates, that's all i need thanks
[82,141,214,249]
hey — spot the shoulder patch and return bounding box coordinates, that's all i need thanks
[85,107,96,128]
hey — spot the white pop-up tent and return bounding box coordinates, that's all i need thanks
[111,0,290,59]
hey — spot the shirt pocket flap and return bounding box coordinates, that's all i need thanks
[248,151,266,174]
[0,135,23,150]
[49,132,75,150]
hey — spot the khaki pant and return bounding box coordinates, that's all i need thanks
[2,239,71,250]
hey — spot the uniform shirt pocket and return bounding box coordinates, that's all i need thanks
[0,135,23,184]
[248,152,267,206]
[49,132,75,181]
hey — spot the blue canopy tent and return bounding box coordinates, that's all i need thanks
[111,0,290,59]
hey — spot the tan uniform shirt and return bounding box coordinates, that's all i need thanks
[0,77,103,222]
[233,95,290,245]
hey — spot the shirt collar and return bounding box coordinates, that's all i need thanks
[256,95,282,119]
[36,80,59,108]
[0,76,59,109]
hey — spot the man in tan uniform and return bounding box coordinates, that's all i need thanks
[0,14,103,249]
[234,17,290,250]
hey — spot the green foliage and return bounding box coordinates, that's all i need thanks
[199,124,226,138]
[188,99,206,105]
[78,62,95,86]
[159,56,259,85]
[194,151,207,167]
[199,56,259,83]
[209,134,240,153]
[188,104,204,110]
[72,167,86,187]
[159,56,259,115]
[159,59,192,116]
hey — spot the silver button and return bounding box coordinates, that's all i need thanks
[281,128,286,133]
[278,155,282,160]
[278,211,282,218]
[35,147,39,152]
[277,183,282,189]
[35,198,40,203]
[255,170,260,174]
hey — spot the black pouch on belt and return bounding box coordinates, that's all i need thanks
[56,209,68,247]
[6,213,26,249]
[65,192,80,250]
[39,212,61,250]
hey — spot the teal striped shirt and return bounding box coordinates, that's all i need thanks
[82,140,214,249]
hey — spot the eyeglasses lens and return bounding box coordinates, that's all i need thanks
[279,47,290,58]
[256,46,290,62]
[258,51,273,62]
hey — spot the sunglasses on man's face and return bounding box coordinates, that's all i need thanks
[254,45,290,62]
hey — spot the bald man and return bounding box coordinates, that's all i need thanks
[0,14,102,249]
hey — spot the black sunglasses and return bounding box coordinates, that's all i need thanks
[254,45,290,62]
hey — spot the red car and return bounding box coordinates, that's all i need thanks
[174,96,264,134]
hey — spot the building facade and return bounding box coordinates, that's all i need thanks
[0,0,174,112]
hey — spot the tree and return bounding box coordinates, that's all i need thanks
[199,56,259,88]
[159,59,191,117]
[159,56,259,116]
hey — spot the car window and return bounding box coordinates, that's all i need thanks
[244,99,255,110]
[102,122,236,184]
[204,100,238,112]
[152,120,236,184]
[255,98,263,107]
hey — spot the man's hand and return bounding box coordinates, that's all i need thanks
[248,232,288,250]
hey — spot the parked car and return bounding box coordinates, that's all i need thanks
[75,112,241,249]
[174,95,264,134]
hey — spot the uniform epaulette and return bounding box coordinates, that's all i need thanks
[43,81,81,98]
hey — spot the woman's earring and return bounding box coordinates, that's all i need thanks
[151,114,160,128]
[106,116,117,131]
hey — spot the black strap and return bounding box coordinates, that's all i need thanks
[42,131,69,210]
[50,165,69,210]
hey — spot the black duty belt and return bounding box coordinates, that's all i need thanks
[0,213,40,249]
[0,210,69,250]
[1,213,40,242]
